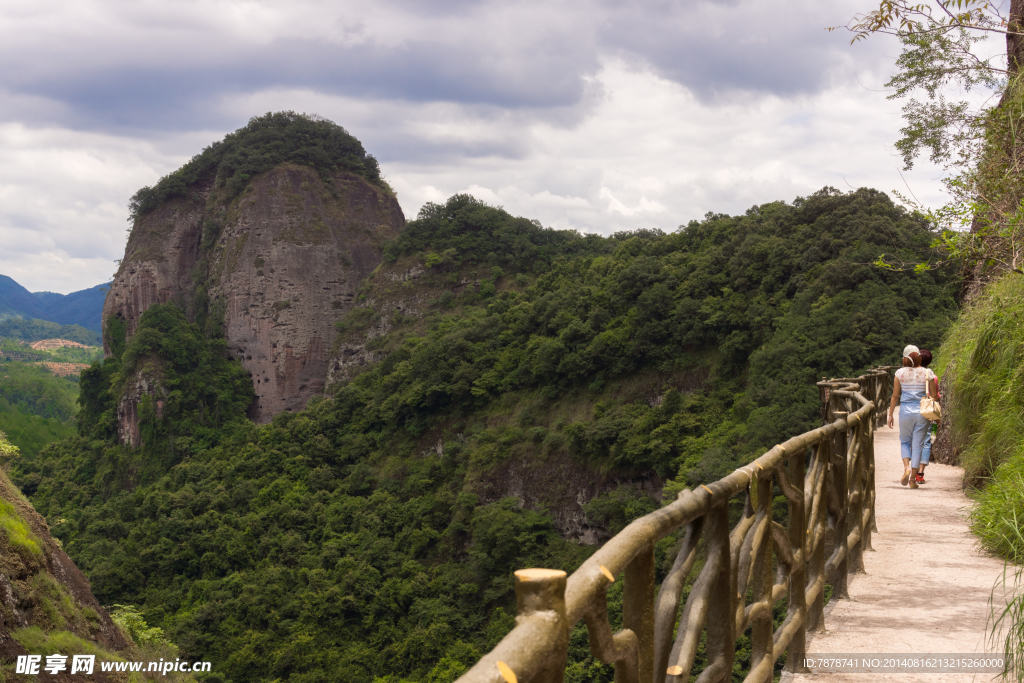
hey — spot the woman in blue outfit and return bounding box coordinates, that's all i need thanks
[886,345,937,489]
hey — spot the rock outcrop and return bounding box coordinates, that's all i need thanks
[326,263,431,386]
[103,164,403,426]
[325,266,501,386]
[117,370,164,448]
[0,469,131,676]
[476,451,662,544]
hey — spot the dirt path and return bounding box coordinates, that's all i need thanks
[783,427,1016,683]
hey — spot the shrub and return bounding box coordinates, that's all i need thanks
[110,604,172,647]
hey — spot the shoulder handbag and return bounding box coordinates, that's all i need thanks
[921,395,942,421]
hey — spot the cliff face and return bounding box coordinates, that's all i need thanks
[117,369,163,449]
[210,166,402,420]
[103,165,403,426]
[102,182,208,352]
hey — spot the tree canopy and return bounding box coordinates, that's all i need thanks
[129,112,385,221]
[838,0,1024,275]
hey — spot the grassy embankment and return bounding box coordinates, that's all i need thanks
[935,273,1024,675]
[936,274,1024,560]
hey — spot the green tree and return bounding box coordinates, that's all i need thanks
[110,604,171,646]
[837,0,1024,275]
[0,429,17,468]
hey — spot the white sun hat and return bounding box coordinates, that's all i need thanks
[903,344,919,358]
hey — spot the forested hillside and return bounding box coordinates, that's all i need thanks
[0,363,78,453]
[0,318,101,345]
[11,187,957,683]
[0,345,94,462]
[0,430,185,683]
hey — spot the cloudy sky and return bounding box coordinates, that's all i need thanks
[0,0,976,293]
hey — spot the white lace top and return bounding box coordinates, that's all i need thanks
[895,366,936,414]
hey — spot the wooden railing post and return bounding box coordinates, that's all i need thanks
[703,505,735,683]
[874,375,885,429]
[818,379,830,425]
[867,410,878,537]
[513,568,570,683]
[785,452,808,673]
[831,418,850,600]
[622,544,655,683]
[806,439,828,632]
[869,378,881,533]
[848,416,866,574]
[748,470,775,682]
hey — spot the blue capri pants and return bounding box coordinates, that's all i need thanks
[899,408,930,468]
[921,425,932,465]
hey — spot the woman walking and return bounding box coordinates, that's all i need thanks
[887,345,937,489]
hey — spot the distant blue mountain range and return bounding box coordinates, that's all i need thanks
[0,275,108,333]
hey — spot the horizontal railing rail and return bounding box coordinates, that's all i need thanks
[456,367,894,683]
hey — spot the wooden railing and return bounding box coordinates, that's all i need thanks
[456,368,893,683]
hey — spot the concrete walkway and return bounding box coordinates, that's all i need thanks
[783,427,1017,683]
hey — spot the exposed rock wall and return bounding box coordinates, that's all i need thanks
[209,166,402,420]
[475,451,662,544]
[102,181,209,354]
[117,371,164,449]
[325,266,499,387]
[326,264,431,386]
[103,164,403,428]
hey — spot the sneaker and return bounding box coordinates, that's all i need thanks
[901,468,911,486]
[916,474,926,485]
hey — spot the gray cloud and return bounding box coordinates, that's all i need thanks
[0,0,939,293]
[599,0,857,98]
[0,0,885,136]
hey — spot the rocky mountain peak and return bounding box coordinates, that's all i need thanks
[102,114,404,432]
